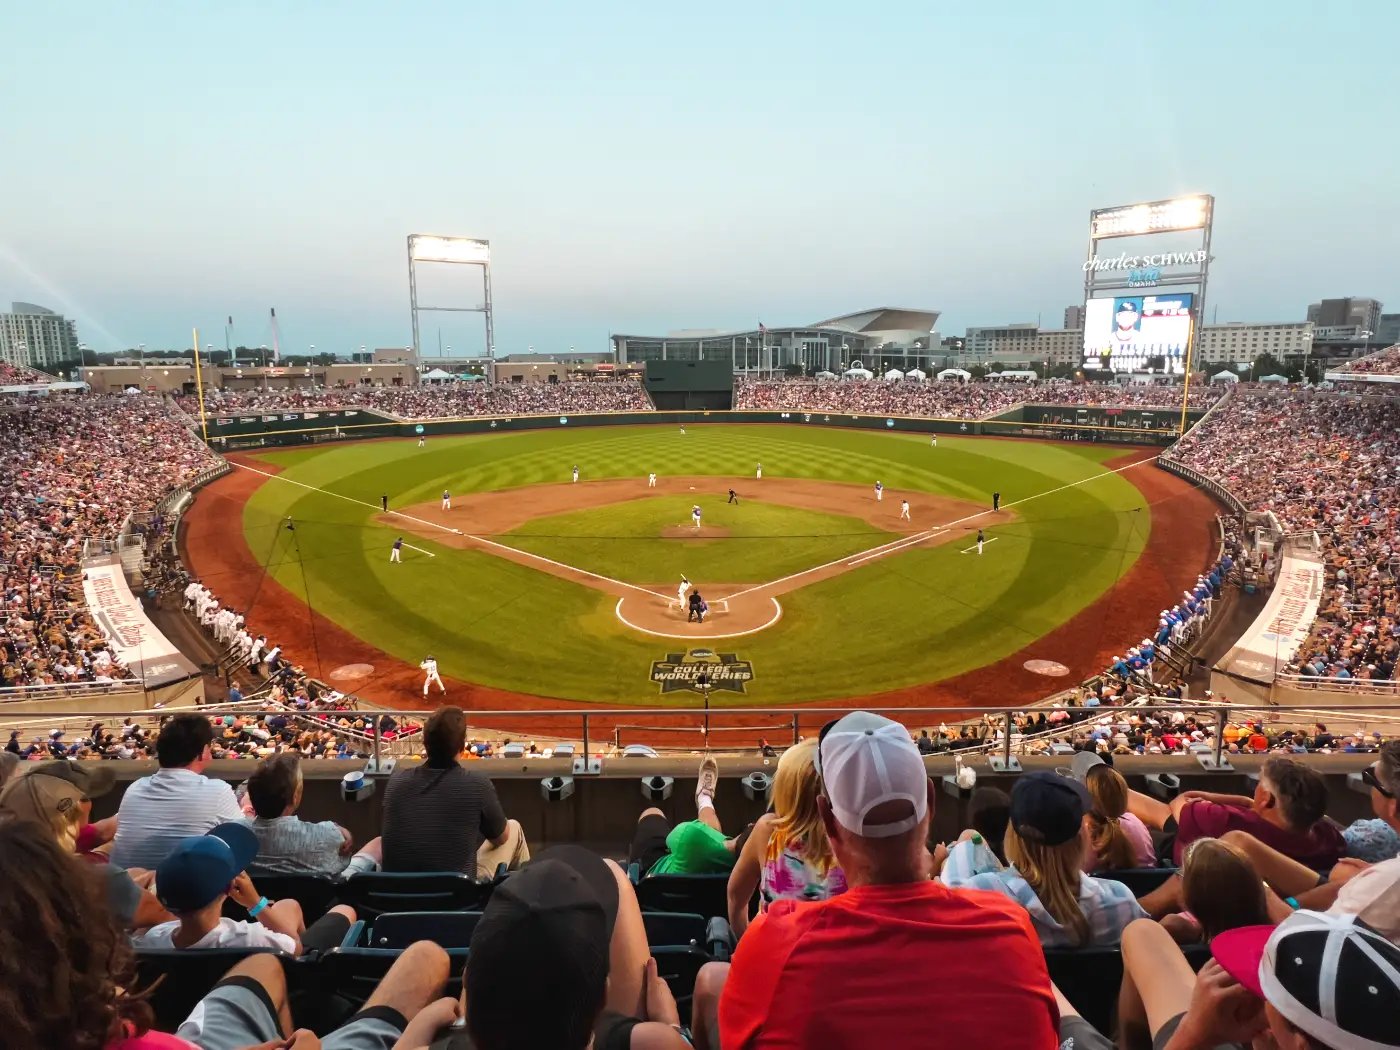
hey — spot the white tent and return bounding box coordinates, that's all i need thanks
[1258,373,1290,383]
[421,367,454,383]
[843,367,874,379]
[937,368,971,381]
[814,370,838,379]
[882,368,905,380]
[905,368,927,380]
[1210,370,1241,383]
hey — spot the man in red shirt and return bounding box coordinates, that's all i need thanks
[713,712,1059,1050]
[1127,755,1345,867]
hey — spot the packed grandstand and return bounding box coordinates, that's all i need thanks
[3,374,1400,1050]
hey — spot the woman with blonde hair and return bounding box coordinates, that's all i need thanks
[941,772,1147,947]
[1070,753,1155,870]
[726,739,846,936]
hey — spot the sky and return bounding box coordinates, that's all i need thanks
[3,1,1398,358]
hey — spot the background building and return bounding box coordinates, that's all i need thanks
[0,302,79,371]
[1306,297,1382,333]
[1063,305,1086,329]
[1373,313,1400,346]
[611,307,939,375]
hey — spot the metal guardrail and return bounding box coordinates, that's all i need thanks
[0,681,144,704]
[3,702,1397,774]
[1275,675,1400,695]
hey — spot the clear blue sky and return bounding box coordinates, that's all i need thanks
[4,1,1397,356]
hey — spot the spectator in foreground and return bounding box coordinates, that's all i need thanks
[941,771,1147,947]
[630,756,741,877]
[1068,753,1156,870]
[111,713,245,870]
[381,706,529,876]
[132,822,357,954]
[708,712,1059,1049]
[726,738,846,937]
[460,846,690,1049]
[1125,755,1346,868]
[1166,837,1277,945]
[245,752,382,876]
[0,767,171,930]
[0,816,456,1050]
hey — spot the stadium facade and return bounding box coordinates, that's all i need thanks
[610,307,940,376]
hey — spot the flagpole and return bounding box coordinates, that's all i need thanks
[225,315,233,367]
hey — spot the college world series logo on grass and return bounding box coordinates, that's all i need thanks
[649,649,754,695]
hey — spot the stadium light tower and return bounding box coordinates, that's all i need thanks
[406,234,495,382]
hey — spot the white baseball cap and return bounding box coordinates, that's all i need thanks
[814,712,928,838]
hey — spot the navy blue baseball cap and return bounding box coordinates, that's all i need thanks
[1010,771,1091,847]
[155,822,259,912]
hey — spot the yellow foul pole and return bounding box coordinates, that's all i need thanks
[192,326,209,445]
[1178,316,1196,436]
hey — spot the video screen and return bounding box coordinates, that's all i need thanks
[1081,292,1194,374]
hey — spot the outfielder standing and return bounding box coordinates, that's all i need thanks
[977,528,985,555]
[756,462,763,479]
[420,655,446,696]
[390,537,403,563]
[418,434,425,448]
[441,489,451,511]
[900,499,910,521]
[381,494,389,512]
[992,491,1001,512]
[930,434,938,448]
[874,481,884,502]
[647,472,657,488]
[572,465,580,483]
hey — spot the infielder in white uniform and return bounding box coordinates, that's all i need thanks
[691,505,702,529]
[647,472,657,488]
[756,462,763,479]
[874,481,884,502]
[676,575,691,610]
[441,489,451,510]
[900,500,911,521]
[420,655,445,696]
[572,465,580,483]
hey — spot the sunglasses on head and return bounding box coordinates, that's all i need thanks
[1362,765,1394,799]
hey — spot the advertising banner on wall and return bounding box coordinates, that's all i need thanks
[81,556,201,687]
[1215,548,1325,684]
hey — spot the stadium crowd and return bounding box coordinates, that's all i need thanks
[1166,391,1400,681]
[1,395,220,690]
[179,378,652,419]
[0,706,1397,1049]
[0,362,51,384]
[733,376,1222,416]
[1332,343,1400,375]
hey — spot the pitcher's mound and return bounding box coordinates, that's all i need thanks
[659,524,731,539]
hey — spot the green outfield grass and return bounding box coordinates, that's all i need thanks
[237,425,1152,704]
[503,496,894,584]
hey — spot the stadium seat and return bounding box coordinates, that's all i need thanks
[321,944,470,1014]
[221,874,341,922]
[1044,943,1209,1034]
[1089,867,1176,896]
[633,871,732,919]
[337,871,497,919]
[136,947,298,1032]
[364,911,483,950]
[649,945,714,1026]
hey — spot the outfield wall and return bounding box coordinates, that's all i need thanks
[203,406,1203,450]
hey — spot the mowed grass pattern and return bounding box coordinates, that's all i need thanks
[504,496,894,584]
[239,426,1151,704]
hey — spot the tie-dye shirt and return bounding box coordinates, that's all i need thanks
[760,831,847,909]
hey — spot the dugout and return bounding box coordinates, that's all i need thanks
[643,360,734,410]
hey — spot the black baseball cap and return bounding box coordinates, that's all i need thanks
[1213,911,1400,1049]
[468,845,617,997]
[1010,771,1091,847]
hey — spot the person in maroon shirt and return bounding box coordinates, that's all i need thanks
[1127,755,1345,868]
[700,712,1059,1050]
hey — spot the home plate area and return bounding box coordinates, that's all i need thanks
[614,588,783,639]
